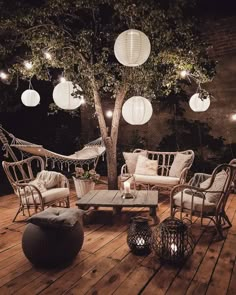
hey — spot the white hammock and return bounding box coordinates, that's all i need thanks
[0,126,105,171]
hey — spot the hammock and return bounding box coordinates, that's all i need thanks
[0,126,105,171]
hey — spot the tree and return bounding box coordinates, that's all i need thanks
[0,0,215,189]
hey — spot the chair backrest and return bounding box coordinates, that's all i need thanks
[229,159,236,166]
[133,149,194,176]
[207,164,236,211]
[2,156,45,193]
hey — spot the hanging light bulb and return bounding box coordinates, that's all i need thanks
[60,76,66,83]
[231,114,236,121]
[106,110,113,118]
[179,70,188,78]
[44,51,52,60]
[80,97,86,104]
[24,61,33,70]
[0,71,8,80]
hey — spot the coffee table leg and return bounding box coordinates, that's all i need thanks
[149,206,160,225]
[113,206,122,215]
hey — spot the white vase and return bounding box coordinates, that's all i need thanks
[73,177,95,198]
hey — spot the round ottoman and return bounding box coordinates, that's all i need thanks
[22,207,84,267]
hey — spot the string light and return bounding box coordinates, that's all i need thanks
[231,114,236,121]
[60,77,66,83]
[80,97,86,104]
[24,61,33,70]
[44,52,52,60]
[179,70,188,78]
[106,110,113,118]
[0,71,8,80]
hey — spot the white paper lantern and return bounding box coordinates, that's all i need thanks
[114,29,151,67]
[122,96,153,125]
[189,93,210,112]
[53,81,83,110]
[21,89,40,107]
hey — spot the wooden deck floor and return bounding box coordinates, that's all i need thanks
[0,182,236,295]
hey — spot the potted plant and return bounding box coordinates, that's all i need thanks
[72,167,100,198]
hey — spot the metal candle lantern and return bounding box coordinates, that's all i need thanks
[127,216,152,255]
[152,217,194,264]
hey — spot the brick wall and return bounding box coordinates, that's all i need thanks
[203,16,236,58]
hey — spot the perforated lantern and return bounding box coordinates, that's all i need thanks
[114,29,151,67]
[189,93,210,112]
[122,96,153,125]
[21,89,40,107]
[53,81,83,110]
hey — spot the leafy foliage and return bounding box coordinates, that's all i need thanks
[0,0,215,103]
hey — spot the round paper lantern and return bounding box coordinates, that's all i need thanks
[114,29,151,67]
[53,81,83,110]
[189,93,210,112]
[21,89,40,107]
[122,96,153,125]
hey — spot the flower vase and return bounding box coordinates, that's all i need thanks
[73,177,95,198]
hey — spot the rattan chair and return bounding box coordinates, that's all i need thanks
[170,164,236,239]
[2,156,70,222]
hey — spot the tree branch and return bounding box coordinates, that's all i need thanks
[91,77,108,139]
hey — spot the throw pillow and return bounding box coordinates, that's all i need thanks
[123,150,147,174]
[200,170,227,203]
[135,155,158,176]
[169,153,193,178]
[28,207,85,229]
[36,170,62,189]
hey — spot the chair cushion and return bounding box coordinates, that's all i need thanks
[173,190,216,213]
[135,155,157,176]
[36,170,64,189]
[28,207,84,229]
[123,150,147,174]
[22,187,69,205]
[169,153,193,177]
[200,170,227,203]
[28,179,47,194]
[133,174,179,186]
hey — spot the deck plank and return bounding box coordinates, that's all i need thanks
[0,183,235,295]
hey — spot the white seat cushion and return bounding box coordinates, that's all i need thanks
[133,174,180,186]
[173,190,216,213]
[22,188,69,205]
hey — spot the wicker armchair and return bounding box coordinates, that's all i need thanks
[2,156,70,222]
[170,164,236,239]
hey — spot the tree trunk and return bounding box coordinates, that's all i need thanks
[91,78,127,189]
[104,137,118,189]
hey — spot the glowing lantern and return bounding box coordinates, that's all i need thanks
[53,81,83,110]
[21,90,40,107]
[189,93,210,112]
[122,96,153,125]
[114,29,151,67]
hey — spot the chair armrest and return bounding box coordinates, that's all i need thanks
[188,173,211,187]
[58,174,70,189]
[15,182,44,206]
[170,183,207,200]
[178,163,194,184]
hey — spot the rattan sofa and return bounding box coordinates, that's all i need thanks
[121,149,195,191]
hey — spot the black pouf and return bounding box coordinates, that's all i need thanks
[22,208,84,267]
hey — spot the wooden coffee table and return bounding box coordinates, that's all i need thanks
[76,189,159,224]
